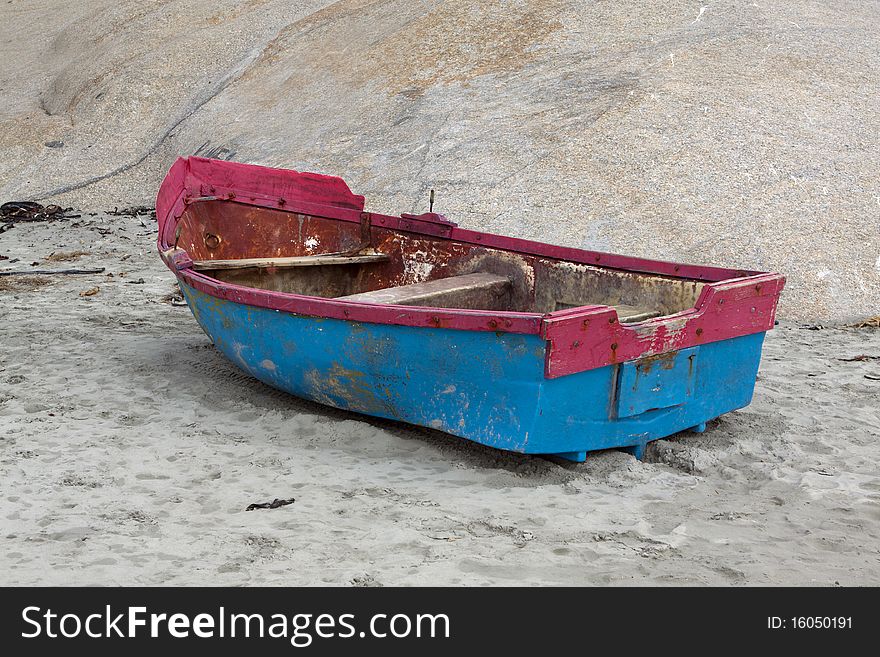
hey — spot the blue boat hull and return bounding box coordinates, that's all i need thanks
[181,283,765,461]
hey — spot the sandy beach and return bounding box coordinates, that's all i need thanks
[1,0,879,587]
[2,213,878,586]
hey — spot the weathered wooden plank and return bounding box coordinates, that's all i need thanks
[613,304,662,323]
[338,273,511,309]
[191,253,389,270]
[554,300,661,323]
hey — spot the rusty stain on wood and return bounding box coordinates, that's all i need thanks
[180,201,708,318]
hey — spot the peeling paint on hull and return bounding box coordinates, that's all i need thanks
[181,283,766,461]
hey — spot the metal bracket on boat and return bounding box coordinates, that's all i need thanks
[398,211,457,238]
[340,212,375,256]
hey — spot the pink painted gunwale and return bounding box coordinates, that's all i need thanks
[157,157,785,378]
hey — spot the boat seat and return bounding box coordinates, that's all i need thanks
[613,304,662,323]
[554,300,662,323]
[337,273,512,309]
[191,252,389,271]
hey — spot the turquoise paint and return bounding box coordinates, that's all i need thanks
[181,283,766,460]
[617,346,698,418]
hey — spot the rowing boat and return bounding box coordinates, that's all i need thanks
[157,157,784,461]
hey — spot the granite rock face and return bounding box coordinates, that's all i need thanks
[1,0,878,320]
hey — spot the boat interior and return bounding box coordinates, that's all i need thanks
[174,201,707,323]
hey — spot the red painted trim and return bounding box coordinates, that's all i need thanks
[540,274,784,378]
[447,228,757,282]
[178,268,543,334]
[157,157,758,282]
[156,157,785,377]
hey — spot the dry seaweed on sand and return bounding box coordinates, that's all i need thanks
[846,316,880,329]
[246,498,295,511]
[161,291,188,305]
[106,206,156,220]
[0,275,51,292]
[1,201,79,222]
[44,250,92,262]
